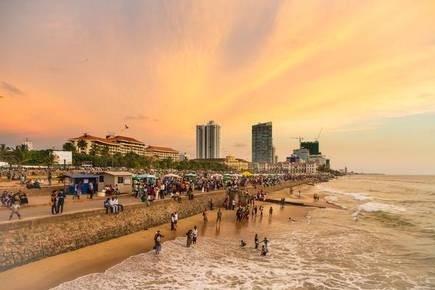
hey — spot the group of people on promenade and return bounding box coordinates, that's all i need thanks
[1,190,28,220]
[104,197,124,214]
[50,189,66,215]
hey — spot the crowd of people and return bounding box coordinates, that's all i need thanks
[1,190,28,220]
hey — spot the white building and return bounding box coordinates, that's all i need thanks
[293,148,310,161]
[196,120,221,159]
[23,138,33,151]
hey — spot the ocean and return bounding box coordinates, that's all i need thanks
[53,175,435,289]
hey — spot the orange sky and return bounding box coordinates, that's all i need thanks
[1,0,435,174]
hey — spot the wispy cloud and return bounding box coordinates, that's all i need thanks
[124,114,149,121]
[233,142,247,148]
[1,81,24,96]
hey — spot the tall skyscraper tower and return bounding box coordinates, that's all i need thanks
[196,121,221,159]
[252,122,273,163]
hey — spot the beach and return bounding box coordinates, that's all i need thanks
[0,187,312,290]
[2,175,435,289]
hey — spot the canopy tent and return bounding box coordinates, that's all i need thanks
[241,171,253,177]
[210,173,223,178]
[163,173,182,179]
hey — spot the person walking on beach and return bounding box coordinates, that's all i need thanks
[154,230,164,255]
[203,209,208,222]
[254,233,259,249]
[9,199,21,220]
[269,206,273,216]
[174,212,179,229]
[259,205,264,217]
[216,208,222,224]
[192,226,198,245]
[170,213,175,231]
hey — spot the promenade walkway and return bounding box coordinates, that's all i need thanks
[0,195,140,222]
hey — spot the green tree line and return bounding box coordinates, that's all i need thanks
[0,143,229,171]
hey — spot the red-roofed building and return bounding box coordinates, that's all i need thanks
[145,145,179,160]
[68,134,179,160]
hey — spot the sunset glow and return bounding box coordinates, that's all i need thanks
[1,0,435,173]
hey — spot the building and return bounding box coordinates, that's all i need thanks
[195,155,249,171]
[69,134,178,160]
[293,148,310,162]
[69,134,119,155]
[280,161,317,176]
[106,135,146,155]
[300,141,320,155]
[196,120,221,159]
[252,122,273,163]
[144,145,179,160]
[99,171,133,194]
[23,138,33,151]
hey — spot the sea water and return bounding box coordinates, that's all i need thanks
[53,175,435,289]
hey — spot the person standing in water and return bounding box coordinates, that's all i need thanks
[154,230,164,255]
[254,233,259,249]
[269,206,273,216]
[261,245,268,256]
[186,229,193,247]
[192,225,198,245]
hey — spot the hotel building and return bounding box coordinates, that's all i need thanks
[69,134,178,160]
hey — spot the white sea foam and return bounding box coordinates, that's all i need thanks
[316,185,371,201]
[358,202,406,213]
[53,231,419,290]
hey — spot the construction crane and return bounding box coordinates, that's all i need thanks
[315,128,323,141]
[291,136,304,147]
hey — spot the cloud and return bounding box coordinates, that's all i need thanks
[233,142,247,148]
[1,81,24,96]
[124,114,149,121]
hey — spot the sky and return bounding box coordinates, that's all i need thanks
[0,0,435,174]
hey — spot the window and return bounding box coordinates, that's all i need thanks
[117,176,124,184]
[99,176,104,183]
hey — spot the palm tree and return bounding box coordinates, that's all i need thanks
[77,140,87,153]
[12,145,30,165]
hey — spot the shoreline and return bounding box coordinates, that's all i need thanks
[1,204,313,290]
[0,185,322,290]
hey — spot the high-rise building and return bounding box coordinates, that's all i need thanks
[252,122,273,163]
[196,121,221,159]
[23,138,33,151]
[300,141,320,155]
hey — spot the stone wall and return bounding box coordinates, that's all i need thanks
[0,190,227,271]
[0,182,295,271]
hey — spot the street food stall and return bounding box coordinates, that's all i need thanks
[60,173,99,195]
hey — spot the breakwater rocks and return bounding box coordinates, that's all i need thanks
[0,182,295,271]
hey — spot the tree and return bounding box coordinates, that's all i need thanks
[12,145,30,165]
[77,140,87,153]
[62,142,76,152]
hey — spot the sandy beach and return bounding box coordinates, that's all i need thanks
[0,188,313,290]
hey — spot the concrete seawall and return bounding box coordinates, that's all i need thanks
[0,182,296,271]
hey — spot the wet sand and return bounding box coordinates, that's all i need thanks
[0,200,312,290]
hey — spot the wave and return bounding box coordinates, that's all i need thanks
[358,202,406,214]
[53,231,423,290]
[316,185,371,201]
